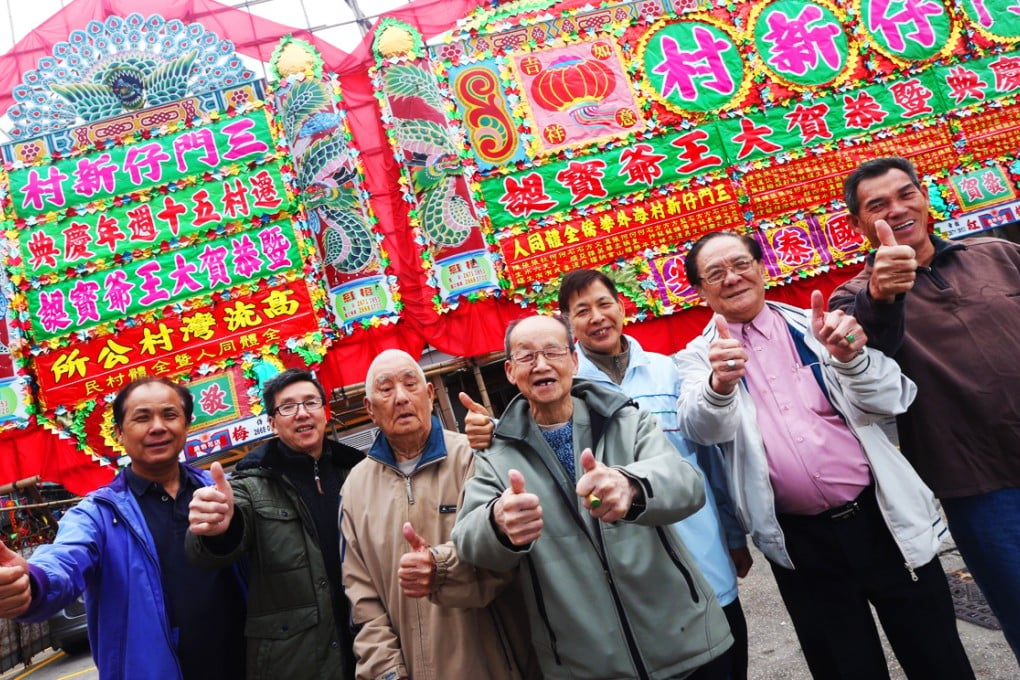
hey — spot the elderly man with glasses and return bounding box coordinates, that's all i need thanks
[187,368,363,680]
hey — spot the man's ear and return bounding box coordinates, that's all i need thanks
[847,212,866,236]
[363,396,376,424]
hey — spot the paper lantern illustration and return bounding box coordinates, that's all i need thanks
[530,54,618,128]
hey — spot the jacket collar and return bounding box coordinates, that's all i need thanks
[864,234,964,267]
[366,416,447,471]
[495,378,634,443]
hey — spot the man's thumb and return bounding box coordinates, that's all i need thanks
[0,541,18,565]
[458,392,488,415]
[810,290,825,323]
[402,522,428,552]
[875,220,898,248]
[714,314,732,339]
[211,462,231,495]
[508,469,526,495]
[579,448,597,473]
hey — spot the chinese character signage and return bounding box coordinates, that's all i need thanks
[424,0,1020,314]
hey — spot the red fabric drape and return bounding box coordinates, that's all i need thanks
[0,424,114,496]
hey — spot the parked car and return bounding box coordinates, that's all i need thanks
[47,596,89,654]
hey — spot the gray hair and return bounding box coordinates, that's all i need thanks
[365,349,427,399]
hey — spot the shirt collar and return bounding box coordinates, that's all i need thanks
[123,463,194,497]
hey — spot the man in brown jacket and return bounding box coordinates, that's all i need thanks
[339,349,538,680]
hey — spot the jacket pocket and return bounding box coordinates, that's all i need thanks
[251,501,311,570]
[246,606,321,680]
[656,526,699,603]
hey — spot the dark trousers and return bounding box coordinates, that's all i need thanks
[722,599,748,680]
[769,486,974,680]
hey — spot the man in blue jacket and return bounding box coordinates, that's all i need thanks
[0,377,246,680]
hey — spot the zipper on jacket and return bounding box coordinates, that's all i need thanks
[525,556,561,665]
[656,526,700,603]
[905,563,918,582]
[403,475,414,504]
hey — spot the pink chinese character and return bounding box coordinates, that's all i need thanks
[499,173,557,218]
[20,166,68,211]
[62,221,96,262]
[842,91,889,129]
[257,226,293,270]
[868,0,943,52]
[137,260,171,306]
[199,244,232,287]
[72,154,117,198]
[958,177,983,202]
[200,383,232,414]
[169,253,203,295]
[731,117,782,158]
[760,5,843,77]
[68,280,101,324]
[653,27,735,101]
[123,143,171,185]
[37,290,73,332]
[619,144,668,186]
[982,170,1007,195]
[231,234,264,278]
[785,102,832,143]
[889,79,935,116]
[556,160,608,204]
[671,129,723,174]
[221,118,269,161]
[173,128,220,173]
[773,228,813,265]
[103,270,135,314]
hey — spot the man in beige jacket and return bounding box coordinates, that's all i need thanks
[340,349,538,680]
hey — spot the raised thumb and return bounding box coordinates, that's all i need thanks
[508,469,526,495]
[875,219,898,248]
[579,448,597,473]
[0,541,18,565]
[714,314,732,339]
[402,522,428,552]
[458,392,488,415]
[210,462,230,495]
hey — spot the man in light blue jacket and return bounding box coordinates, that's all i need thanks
[0,378,246,680]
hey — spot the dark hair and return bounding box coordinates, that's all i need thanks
[843,157,921,215]
[557,269,619,314]
[263,368,326,416]
[112,377,194,428]
[684,232,763,286]
[504,315,574,358]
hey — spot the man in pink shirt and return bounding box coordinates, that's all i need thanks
[673,231,972,679]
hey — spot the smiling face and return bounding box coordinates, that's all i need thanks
[504,316,578,425]
[565,280,626,356]
[115,382,189,479]
[848,167,935,265]
[693,235,768,324]
[269,380,328,457]
[364,353,435,448]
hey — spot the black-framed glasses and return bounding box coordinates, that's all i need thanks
[274,398,325,417]
[701,257,755,286]
[511,347,571,365]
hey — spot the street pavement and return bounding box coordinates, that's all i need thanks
[2,542,1016,679]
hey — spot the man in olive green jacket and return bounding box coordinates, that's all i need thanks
[187,369,363,680]
[452,315,732,680]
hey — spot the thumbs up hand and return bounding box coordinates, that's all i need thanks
[398,522,435,599]
[868,219,917,302]
[0,542,31,618]
[576,449,639,523]
[811,290,866,362]
[189,462,235,536]
[707,315,748,395]
[493,470,543,546]
[459,392,495,450]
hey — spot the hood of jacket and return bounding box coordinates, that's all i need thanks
[235,436,363,475]
[365,416,447,471]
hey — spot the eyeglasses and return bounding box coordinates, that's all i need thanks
[510,347,572,365]
[701,257,756,286]
[274,398,325,417]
